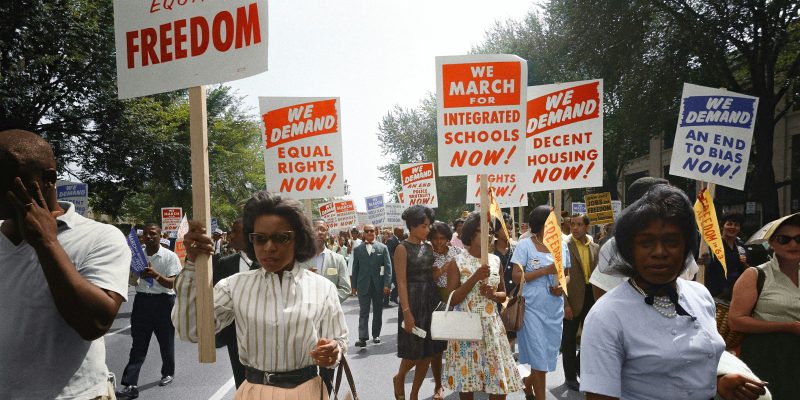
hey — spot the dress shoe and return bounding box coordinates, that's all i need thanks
[565,379,580,391]
[159,375,174,386]
[115,385,139,399]
[355,339,367,347]
[372,337,381,344]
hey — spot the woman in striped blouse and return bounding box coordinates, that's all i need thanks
[172,191,349,400]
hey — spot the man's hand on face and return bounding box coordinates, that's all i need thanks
[6,177,59,248]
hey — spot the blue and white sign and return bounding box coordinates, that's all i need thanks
[571,202,586,215]
[56,181,89,216]
[669,83,758,190]
[211,218,218,233]
[126,227,153,287]
[365,194,385,225]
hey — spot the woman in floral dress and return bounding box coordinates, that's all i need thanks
[442,212,523,399]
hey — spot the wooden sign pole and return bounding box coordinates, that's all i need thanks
[189,86,215,363]
[510,207,517,240]
[303,199,313,221]
[696,182,716,284]
[479,174,489,266]
[554,190,563,226]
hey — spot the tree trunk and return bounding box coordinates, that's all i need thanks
[752,95,780,222]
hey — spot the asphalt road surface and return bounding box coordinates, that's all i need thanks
[105,287,585,400]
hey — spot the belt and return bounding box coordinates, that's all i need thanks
[244,366,318,388]
[135,292,175,297]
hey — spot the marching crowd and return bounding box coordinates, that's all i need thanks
[2,129,799,400]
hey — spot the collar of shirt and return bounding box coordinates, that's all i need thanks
[366,243,374,254]
[262,261,304,284]
[55,201,79,231]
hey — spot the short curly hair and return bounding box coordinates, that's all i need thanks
[242,191,317,263]
[401,205,434,230]
[428,221,453,241]
[460,212,482,246]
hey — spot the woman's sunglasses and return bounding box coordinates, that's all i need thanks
[773,234,800,245]
[249,231,295,246]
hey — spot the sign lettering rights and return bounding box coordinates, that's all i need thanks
[260,97,344,199]
[400,162,438,207]
[466,173,528,207]
[113,0,269,99]
[436,54,528,176]
[525,79,603,191]
[669,83,758,190]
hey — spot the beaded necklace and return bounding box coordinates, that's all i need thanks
[628,279,678,319]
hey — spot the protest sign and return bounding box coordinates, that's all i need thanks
[694,188,727,276]
[466,174,528,207]
[543,211,567,295]
[384,203,406,226]
[668,84,758,190]
[398,192,405,205]
[161,207,183,234]
[333,200,357,232]
[56,180,89,217]
[357,212,369,228]
[210,218,218,233]
[260,97,344,200]
[571,202,586,215]
[365,194,386,225]
[584,192,614,225]
[175,215,189,266]
[319,201,336,225]
[127,227,153,287]
[611,200,622,219]
[400,162,438,207]
[436,54,527,176]
[524,79,603,191]
[113,0,268,99]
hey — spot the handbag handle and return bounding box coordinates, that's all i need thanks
[332,356,358,400]
[445,290,456,313]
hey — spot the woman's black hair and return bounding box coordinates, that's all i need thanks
[428,221,453,241]
[528,205,552,236]
[720,211,745,225]
[242,191,317,263]
[493,212,512,234]
[611,185,696,277]
[460,212,481,246]
[401,205,434,230]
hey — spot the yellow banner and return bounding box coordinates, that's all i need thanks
[488,188,509,241]
[694,188,727,277]
[543,211,568,296]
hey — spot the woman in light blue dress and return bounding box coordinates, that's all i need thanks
[510,205,570,400]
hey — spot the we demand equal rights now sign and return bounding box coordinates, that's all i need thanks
[669,84,758,190]
[436,55,527,176]
[260,97,345,199]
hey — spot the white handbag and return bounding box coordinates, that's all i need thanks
[430,291,483,341]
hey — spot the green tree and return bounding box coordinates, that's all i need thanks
[376,94,468,223]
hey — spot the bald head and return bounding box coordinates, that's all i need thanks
[0,130,59,219]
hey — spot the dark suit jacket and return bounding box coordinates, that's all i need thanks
[387,236,400,260]
[565,236,599,313]
[213,253,259,345]
[351,241,392,294]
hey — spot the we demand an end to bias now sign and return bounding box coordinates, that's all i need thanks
[669,83,758,191]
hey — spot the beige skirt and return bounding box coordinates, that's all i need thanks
[235,376,328,400]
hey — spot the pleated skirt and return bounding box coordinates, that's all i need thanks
[235,376,327,400]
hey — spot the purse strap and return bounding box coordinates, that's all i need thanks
[332,356,358,400]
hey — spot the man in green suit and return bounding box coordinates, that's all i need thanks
[351,224,392,347]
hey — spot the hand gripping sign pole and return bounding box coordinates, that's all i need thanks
[189,86,216,363]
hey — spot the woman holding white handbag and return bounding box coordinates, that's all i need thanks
[441,212,523,399]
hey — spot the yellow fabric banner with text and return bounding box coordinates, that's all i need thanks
[543,211,568,296]
[694,188,727,277]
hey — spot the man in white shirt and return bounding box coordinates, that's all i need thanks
[212,228,224,254]
[0,130,130,399]
[117,223,182,399]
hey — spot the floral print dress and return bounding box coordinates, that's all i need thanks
[443,252,523,394]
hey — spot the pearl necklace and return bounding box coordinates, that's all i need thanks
[629,280,678,319]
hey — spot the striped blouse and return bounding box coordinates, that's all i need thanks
[172,261,349,372]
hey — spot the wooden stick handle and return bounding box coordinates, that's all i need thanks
[479,174,489,266]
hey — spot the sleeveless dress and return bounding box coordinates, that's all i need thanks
[397,240,447,359]
[740,258,800,399]
[443,252,523,394]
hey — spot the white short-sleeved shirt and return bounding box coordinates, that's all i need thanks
[580,278,725,399]
[0,202,131,399]
[135,245,181,295]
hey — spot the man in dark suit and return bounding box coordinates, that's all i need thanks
[561,213,600,391]
[211,219,258,389]
[351,224,392,347]
[384,226,402,305]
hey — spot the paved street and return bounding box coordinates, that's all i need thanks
[106,288,584,400]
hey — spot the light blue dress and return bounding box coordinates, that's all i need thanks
[510,238,570,372]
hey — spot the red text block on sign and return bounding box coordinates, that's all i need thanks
[401,163,435,185]
[263,99,338,149]
[442,62,521,108]
[527,81,600,137]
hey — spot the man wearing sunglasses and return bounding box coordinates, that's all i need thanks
[351,224,393,348]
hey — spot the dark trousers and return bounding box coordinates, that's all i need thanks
[358,286,384,340]
[560,284,594,381]
[121,293,176,386]
[220,324,246,389]
[386,269,398,305]
[320,367,334,394]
